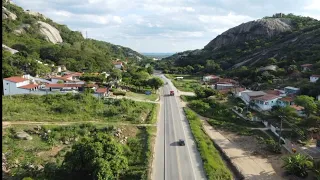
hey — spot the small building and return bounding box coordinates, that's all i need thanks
[203,75,219,82]
[175,77,183,81]
[284,86,300,95]
[232,88,250,97]
[241,91,267,105]
[95,88,109,98]
[277,96,295,107]
[252,94,280,111]
[310,75,320,83]
[113,62,123,69]
[301,64,313,72]
[215,83,234,90]
[45,83,83,92]
[290,105,305,117]
[3,76,39,95]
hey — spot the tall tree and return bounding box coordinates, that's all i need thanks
[295,95,317,118]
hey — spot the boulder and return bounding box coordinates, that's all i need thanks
[2,6,17,20]
[2,44,19,54]
[25,10,47,20]
[13,24,31,35]
[37,21,63,44]
[15,131,32,140]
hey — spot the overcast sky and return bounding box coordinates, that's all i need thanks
[12,0,320,53]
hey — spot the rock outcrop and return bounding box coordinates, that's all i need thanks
[205,18,292,50]
[2,44,19,54]
[13,24,31,35]
[37,21,63,44]
[25,10,47,20]
[2,6,17,20]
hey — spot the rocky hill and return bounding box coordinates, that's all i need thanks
[161,14,320,70]
[2,0,146,78]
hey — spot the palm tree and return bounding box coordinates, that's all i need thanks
[282,153,313,178]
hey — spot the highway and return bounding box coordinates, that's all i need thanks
[152,74,206,180]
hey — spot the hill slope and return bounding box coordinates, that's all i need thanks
[161,14,320,71]
[2,0,146,78]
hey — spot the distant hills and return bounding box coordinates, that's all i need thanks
[142,53,175,59]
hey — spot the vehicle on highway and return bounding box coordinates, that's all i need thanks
[165,82,168,85]
[178,139,185,146]
[170,90,174,96]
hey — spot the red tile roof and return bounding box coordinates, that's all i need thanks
[4,76,28,83]
[19,84,39,89]
[290,105,304,111]
[85,84,98,88]
[252,94,279,101]
[301,64,313,67]
[96,88,108,93]
[264,90,282,96]
[279,96,294,102]
[51,76,70,81]
[46,84,83,88]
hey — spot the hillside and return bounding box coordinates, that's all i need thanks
[160,13,320,73]
[2,0,146,78]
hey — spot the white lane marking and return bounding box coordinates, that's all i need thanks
[167,93,183,180]
[167,77,198,180]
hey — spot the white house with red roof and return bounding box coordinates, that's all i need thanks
[113,62,123,69]
[3,76,39,95]
[252,94,281,111]
[203,75,219,82]
[310,75,320,83]
[301,64,313,71]
[93,88,109,98]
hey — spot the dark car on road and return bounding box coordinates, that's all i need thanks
[178,139,185,146]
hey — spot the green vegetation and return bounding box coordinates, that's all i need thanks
[282,153,313,178]
[165,74,201,92]
[2,1,147,77]
[184,108,233,180]
[126,91,159,101]
[2,94,155,124]
[2,124,154,180]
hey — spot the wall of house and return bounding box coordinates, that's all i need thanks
[115,64,122,69]
[241,93,251,104]
[310,77,319,83]
[3,80,30,95]
[255,98,279,111]
[284,88,299,95]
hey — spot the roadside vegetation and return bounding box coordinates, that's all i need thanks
[184,107,233,180]
[2,93,156,124]
[2,124,155,180]
[164,74,201,92]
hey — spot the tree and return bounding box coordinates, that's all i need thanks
[295,95,317,117]
[63,133,128,180]
[110,69,122,81]
[148,77,164,92]
[282,153,313,177]
[146,66,154,75]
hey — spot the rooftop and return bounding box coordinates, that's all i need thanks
[311,75,320,78]
[279,96,294,102]
[46,84,83,88]
[243,91,266,97]
[253,94,279,101]
[264,90,283,96]
[301,64,313,67]
[4,76,28,83]
[19,84,39,89]
[290,105,304,111]
[96,88,108,93]
[284,86,300,90]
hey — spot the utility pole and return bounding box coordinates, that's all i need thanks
[278,115,283,146]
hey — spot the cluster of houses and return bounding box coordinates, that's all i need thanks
[2,59,130,98]
[202,74,320,115]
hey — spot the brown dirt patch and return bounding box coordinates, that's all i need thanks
[37,145,65,158]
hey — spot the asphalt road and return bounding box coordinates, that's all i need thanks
[152,74,206,180]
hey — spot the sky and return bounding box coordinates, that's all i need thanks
[12,0,320,53]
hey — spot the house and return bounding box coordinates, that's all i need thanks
[232,88,249,97]
[241,91,266,104]
[301,64,313,71]
[62,72,83,81]
[264,89,286,97]
[215,83,234,90]
[251,94,280,111]
[290,105,305,117]
[3,76,39,95]
[277,96,295,107]
[310,75,320,83]
[317,95,320,101]
[203,75,219,82]
[45,83,83,92]
[284,86,300,95]
[175,77,183,80]
[113,62,123,69]
[94,88,109,98]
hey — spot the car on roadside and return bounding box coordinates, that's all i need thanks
[178,139,185,146]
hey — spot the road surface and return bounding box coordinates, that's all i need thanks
[152,74,206,180]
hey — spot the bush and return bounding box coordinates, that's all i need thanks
[184,108,232,180]
[113,90,126,96]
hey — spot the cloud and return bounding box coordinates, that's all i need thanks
[11,0,320,53]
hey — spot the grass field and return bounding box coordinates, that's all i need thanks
[126,91,159,101]
[2,94,155,124]
[165,74,201,92]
